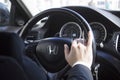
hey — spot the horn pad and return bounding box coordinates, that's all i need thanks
[36,38,71,73]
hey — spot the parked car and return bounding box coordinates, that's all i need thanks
[1,0,120,80]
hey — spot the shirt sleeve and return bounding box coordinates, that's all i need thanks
[66,64,93,80]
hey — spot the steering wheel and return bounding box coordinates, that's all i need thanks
[19,8,96,73]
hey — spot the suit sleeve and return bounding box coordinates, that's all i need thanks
[66,64,93,80]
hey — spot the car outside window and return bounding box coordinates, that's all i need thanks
[0,0,10,26]
[21,0,120,16]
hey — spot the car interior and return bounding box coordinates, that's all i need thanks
[1,0,120,80]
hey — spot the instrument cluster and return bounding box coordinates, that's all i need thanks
[59,21,107,46]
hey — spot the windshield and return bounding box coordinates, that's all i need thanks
[22,0,120,16]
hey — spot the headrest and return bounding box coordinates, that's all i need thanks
[0,32,25,64]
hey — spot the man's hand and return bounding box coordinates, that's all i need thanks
[64,31,93,69]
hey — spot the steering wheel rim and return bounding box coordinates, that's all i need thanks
[19,8,96,73]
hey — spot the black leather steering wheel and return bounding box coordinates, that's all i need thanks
[19,8,96,73]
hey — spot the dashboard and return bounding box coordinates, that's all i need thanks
[26,6,120,56]
[90,22,107,45]
[59,22,82,40]
[59,21,107,46]
[24,6,120,80]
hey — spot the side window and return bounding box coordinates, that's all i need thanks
[0,1,10,26]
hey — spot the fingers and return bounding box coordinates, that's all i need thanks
[78,42,85,49]
[87,31,93,47]
[64,44,69,58]
[64,31,93,57]
[64,39,78,57]
[64,31,93,68]
[72,39,78,48]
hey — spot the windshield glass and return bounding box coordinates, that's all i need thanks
[22,0,120,16]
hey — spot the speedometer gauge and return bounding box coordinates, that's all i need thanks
[59,22,82,39]
[90,22,107,45]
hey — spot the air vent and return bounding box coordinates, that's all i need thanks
[26,31,38,40]
[117,34,120,53]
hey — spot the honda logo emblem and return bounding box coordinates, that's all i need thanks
[47,45,58,55]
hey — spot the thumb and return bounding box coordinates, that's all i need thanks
[64,44,69,59]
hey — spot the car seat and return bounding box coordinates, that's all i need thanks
[0,56,28,80]
[0,32,47,80]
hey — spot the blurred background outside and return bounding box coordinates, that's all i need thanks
[0,0,120,15]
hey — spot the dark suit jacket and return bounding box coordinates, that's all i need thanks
[66,64,93,80]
